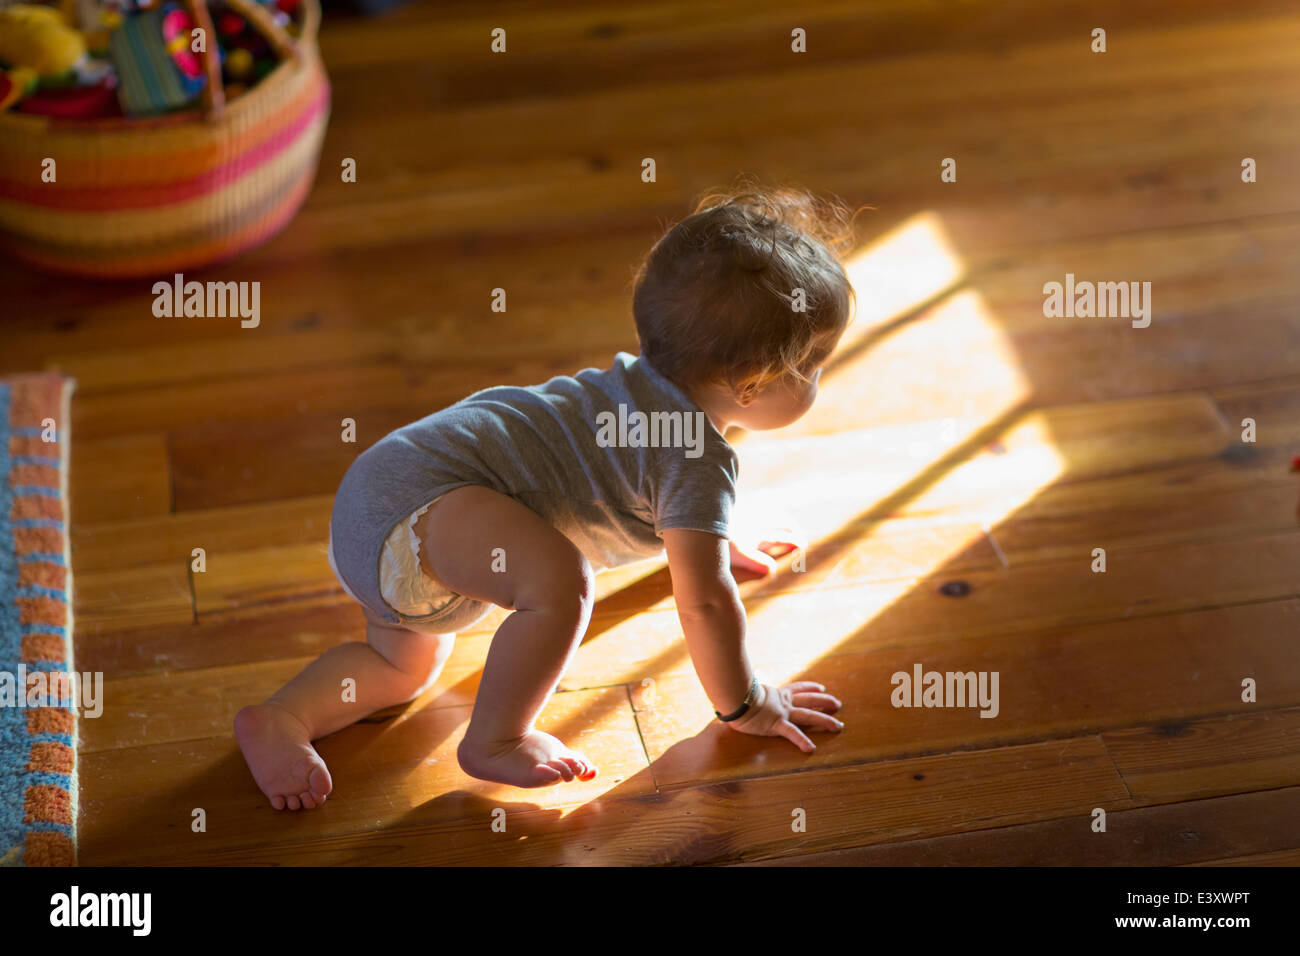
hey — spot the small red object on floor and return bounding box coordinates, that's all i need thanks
[1293,456,1300,515]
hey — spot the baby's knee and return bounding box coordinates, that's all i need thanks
[367,625,451,695]
[517,550,594,622]
[385,651,444,702]
[545,562,595,625]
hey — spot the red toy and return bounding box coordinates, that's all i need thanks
[218,12,245,37]
[18,77,120,119]
[1292,455,1300,514]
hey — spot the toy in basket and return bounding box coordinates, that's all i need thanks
[0,0,329,278]
[108,3,207,114]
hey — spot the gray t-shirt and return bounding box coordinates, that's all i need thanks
[330,352,739,622]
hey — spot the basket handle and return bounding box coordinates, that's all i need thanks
[182,0,310,122]
[182,0,224,121]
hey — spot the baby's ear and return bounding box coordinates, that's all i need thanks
[732,372,765,406]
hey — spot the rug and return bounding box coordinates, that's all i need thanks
[0,374,77,867]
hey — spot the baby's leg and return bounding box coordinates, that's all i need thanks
[414,485,598,788]
[235,615,455,810]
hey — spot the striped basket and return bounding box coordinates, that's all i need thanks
[0,0,329,279]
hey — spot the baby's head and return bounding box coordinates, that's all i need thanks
[631,180,859,432]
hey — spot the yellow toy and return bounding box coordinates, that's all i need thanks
[0,4,87,78]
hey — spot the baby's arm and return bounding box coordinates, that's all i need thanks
[663,529,844,751]
[663,528,755,716]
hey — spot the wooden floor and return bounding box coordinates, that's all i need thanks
[4,0,1299,865]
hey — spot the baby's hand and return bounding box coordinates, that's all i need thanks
[728,528,804,579]
[726,681,843,752]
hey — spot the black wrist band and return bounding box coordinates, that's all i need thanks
[715,677,760,722]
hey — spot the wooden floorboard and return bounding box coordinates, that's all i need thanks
[83,734,1129,866]
[2,0,1297,865]
[735,786,1300,867]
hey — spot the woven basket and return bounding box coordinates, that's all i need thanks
[0,0,329,279]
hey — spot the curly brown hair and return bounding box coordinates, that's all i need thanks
[631,177,860,396]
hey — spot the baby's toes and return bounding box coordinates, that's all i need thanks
[298,792,316,810]
[285,794,302,811]
[546,758,576,781]
[558,755,588,777]
[308,766,332,802]
[566,751,597,780]
[531,763,563,786]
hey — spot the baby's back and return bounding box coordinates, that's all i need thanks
[331,353,738,591]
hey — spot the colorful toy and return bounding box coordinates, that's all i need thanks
[0,4,87,78]
[0,0,307,120]
[224,44,252,80]
[108,2,205,115]
[217,11,244,37]
[161,3,204,86]
[211,0,293,92]
[17,74,120,118]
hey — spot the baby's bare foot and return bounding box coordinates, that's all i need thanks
[457,729,598,788]
[235,701,333,811]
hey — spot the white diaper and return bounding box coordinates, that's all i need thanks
[327,497,455,619]
[377,498,456,618]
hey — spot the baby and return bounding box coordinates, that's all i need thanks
[236,183,857,809]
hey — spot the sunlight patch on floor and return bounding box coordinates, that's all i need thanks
[726,216,1065,687]
[841,211,966,331]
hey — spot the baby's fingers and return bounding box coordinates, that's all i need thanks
[777,719,816,753]
[790,706,844,733]
[782,681,827,694]
[791,691,842,713]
